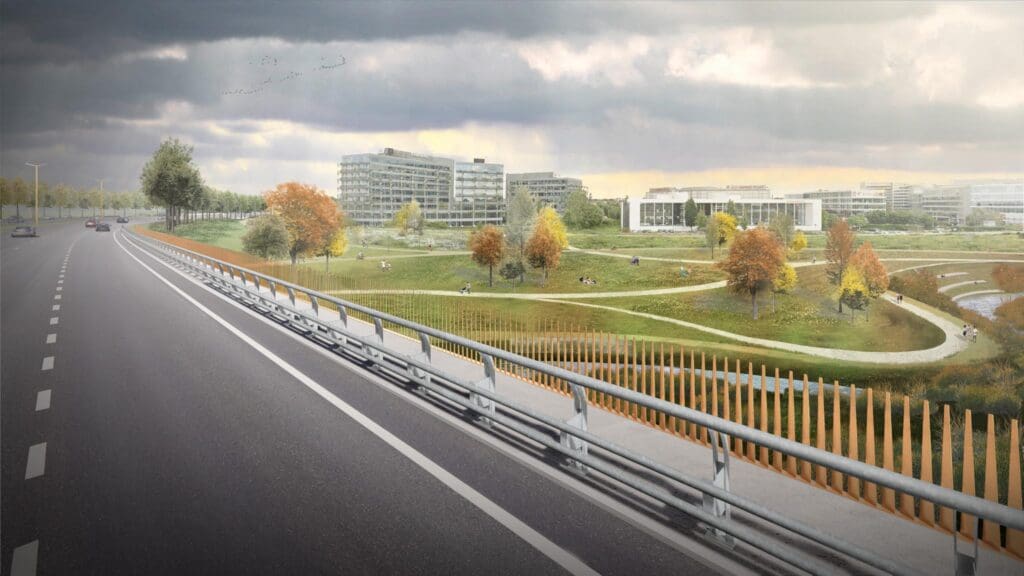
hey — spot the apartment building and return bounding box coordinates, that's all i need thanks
[338,148,505,227]
[506,172,585,212]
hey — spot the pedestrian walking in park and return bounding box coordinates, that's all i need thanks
[972,326,978,343]
[962,324,968,339]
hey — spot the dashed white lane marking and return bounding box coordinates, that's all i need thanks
[59,274,64,278]
[54,294,61,300]
[115,231,602,576]
[57,280,63,284]
[10,540,39,576]
[36,390,51,411]
[56,287,62,292]
[25,443,46,479]
[46,334,56,344]
[52,305,60,311]
[41,357,54,371]
[49,317,58,325]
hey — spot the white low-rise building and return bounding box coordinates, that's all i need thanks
[621,187,821,232]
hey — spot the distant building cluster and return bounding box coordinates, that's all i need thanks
[787,180,1023,226]
[337,149,587,227]
[338,148,1022,231]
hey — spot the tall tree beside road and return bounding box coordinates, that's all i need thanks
[825,219,856,312]
[469,224,506,287]
[140,138,205,231]
[525,217,563,280]
[9,177,29,219]
[242,214,290,259]
[683,198,699,228]
[718,228,785,320]
[264,182,342,265]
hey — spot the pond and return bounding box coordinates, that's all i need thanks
[957,292,1022,320]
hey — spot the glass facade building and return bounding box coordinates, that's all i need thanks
[622,189,821,232]
[506,172,585,213]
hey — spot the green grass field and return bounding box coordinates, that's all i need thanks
[150,219,248,251]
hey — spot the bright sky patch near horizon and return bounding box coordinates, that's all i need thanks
[2,1,1022,198]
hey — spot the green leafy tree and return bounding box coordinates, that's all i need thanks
[695,210,708,230]
[242,214,290,259]
[321,228,348,271]
[499,260,525,288]
[769,213,795,248]
[506,187,537,256]
[683,198,699,228]
[563,190,604,229]
[704,212,719,258]
[725,200,738,217]
[9,177,29,219]
[140,138,205,231]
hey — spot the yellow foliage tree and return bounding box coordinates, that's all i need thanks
[713,212,737,252]
[537,206,568,249]
[771,262,798,313]
[837,266,869,321]
[322,228,348,272]
[790,230,807,254]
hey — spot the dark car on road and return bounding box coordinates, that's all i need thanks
[85,218,97,227]
[10,226,38,237]
[116,216,129,223]
[95,222,111,232]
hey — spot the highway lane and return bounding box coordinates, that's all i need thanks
[2,220,733,575]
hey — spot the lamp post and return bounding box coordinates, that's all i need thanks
[25,162,44,227]
[96,179,106,219]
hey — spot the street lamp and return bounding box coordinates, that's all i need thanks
[96,178,106,219]
[25,162,44,227]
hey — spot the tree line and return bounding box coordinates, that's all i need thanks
[0,178,154,219]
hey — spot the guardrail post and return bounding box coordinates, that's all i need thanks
[560,383,589,472]
[337,305,348,328]
[310,294,320,317]
[239,271,247,287]
[366,317,385,363]
[268,280,277,300]
[703,430,736,549]
[252,276,260,292]
[408,332,432,388]
[953,513,980,576]
[471,354,496,426]
[286,286,296,307]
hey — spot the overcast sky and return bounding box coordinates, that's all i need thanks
[2,1,1022,198]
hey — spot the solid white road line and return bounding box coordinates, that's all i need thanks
[36,390,51,411]
[41,357,54,371]
[52,304,60,311]
[10,540,39,576]
[25,443,46,479]
[46,334,56,344]
[49,317,58,325]
[114,231,601,576]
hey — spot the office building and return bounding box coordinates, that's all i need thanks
[622,188,821,232]
[338,148,505,227]
[920,185,971,225]
[506,172,585,212]
[962,180,1024,226]
[861,182,923,212]
[788,189,886,217]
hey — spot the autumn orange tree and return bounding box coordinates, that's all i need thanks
[525,218,563,280]
[469,225,506,286]
[264,182,342,264]
[718,227,786,319]
[824,219,856,312]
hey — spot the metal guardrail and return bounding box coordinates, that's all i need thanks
[125,229,1023,576]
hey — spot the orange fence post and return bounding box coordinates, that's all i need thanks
[746,363,756,461]
[801,375,811,482]
[658,342,666,429]
[722,357,731,451]
[699,352,707,444]
[786,371,797,476]
[960,410,976,538]
[668,345,676,433]
[939,405,955,531]
[689,349,697,440]
[864,388,878,506]
[1005,419,1023,557]
[760,365,770,467]
[882,392,896,512]
[848,385,860,500]
[631,338,639,420]
[919,401,935,526]
[816,379,828,487]
[831,381,844,492]
[773,368,783,471]
[899,396,915,518]
[733,359,743,456]
[710,355,719,420]
[982,414,1001,548]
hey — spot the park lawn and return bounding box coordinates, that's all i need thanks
[580,265,945,352]
[150,219,247,252]
[343,292,992,394]
[301,251,725,294]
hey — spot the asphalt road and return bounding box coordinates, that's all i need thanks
[1,220,731,575]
